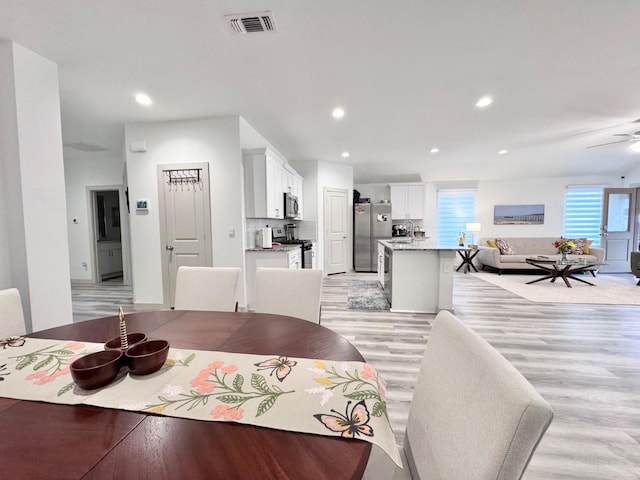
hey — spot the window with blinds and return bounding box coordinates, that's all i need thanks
[563,186,603,247]
[437,189,477,245]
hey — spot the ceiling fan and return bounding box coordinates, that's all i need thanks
[586,119,640,149]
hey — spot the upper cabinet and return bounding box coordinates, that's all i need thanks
[283,164,304,220]
[390,184,425,220]
[244,148,303,219]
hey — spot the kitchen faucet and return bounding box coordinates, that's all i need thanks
[405,220,415,238]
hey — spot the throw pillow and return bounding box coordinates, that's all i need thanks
[495,238,515,255]
[486,239,498,248]
[568,238,588,255]
[583,239,593,254]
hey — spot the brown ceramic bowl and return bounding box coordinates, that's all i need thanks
[125,340,170,375]
[104,332,147,352]
[70,350,123,390]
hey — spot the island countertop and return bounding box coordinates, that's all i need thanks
[246,245,301,253]
[378,239,463,251]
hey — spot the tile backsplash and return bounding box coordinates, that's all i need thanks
[245,218,317,248]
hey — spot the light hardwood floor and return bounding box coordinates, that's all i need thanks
[71,272,640,480]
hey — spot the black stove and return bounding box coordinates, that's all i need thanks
[273,237,312,246]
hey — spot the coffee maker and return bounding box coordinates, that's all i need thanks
[285,223,299,241]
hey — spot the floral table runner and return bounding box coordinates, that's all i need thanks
[0,337,401,466]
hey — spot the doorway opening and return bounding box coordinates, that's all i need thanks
[92,189,124,282]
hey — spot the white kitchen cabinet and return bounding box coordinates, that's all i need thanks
[290,172,303,220]
[97,241,123,280]
[377,242,385,286]
[244,148,303,219]
[244,148,285,219]
[390,184,425,220]
[288,248,301,269]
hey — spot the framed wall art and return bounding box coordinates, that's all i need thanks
[494,204,544,225]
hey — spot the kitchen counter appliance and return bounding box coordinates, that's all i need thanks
[354,203,392,272]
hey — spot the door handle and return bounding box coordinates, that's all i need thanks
[166,245,174,251]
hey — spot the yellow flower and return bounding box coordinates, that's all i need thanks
[314,360,326,370]
[314,377,334,386]
[148,406,166,414]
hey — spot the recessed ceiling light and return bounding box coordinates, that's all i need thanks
[631,142,640,153]
[430,148,439,154]
[341,151,350,158]
[476,96,493,108]
[498,149,509,155]
[332,107,345,119]
[135,93,152,106]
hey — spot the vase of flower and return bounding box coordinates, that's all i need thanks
[554,239,575,264]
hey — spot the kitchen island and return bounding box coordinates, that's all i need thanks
[378,239,458,313]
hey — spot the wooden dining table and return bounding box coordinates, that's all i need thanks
[0,310,372,480]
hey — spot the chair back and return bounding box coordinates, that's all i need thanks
[254,268,323,323]
[174,267,240,312]
[405,310,553,480]
[0,288,27,338]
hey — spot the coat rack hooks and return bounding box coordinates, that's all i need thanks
[164,168,202,191]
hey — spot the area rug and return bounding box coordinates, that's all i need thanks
[347,281,390,310]
[469,272,640,305]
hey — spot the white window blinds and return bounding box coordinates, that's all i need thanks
[437,189,477,245]
[564,186,603,247]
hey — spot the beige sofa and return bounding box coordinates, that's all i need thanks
[476,237,605,274]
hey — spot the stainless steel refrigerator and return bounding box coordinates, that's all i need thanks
[354,203,392,272]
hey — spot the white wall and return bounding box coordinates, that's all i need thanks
[357,174,623,242]
[0,41,72,331]
[477,175,620,239]
[125,116,246,307]
[65,154,126,281]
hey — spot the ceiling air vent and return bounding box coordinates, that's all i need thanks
[225,11,277,34]
[63,142,110,152]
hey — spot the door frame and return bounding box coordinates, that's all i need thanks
[600,187,636,273]
[86,185,130,285]
[157,162,212,307]
[323,187,349,275]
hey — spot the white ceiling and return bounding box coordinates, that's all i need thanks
[1,0,640,183]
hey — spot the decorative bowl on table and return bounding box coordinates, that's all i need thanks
[104,332,147,352]
[125,340,170,375]
[70,350,123,390]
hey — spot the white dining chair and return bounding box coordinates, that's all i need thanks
[174,267,241,312]
[363,310,554,480]
[0,288,27,338]
[254,268,323,323]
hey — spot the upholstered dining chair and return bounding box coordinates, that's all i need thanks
[174,267,241,312]
[254,268,323,323]
[0,288,27,338]
[363,310,554,480]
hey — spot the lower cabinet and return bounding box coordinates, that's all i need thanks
[377,243,385,286]
[97,241,123,281]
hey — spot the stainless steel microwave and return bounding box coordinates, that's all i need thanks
[284,192,299,219]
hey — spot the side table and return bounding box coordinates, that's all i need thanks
[456,248,480,273]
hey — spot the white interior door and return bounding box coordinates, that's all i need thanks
[324,187,348,275]
[158,163,212,307]
[599,188,636,273]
